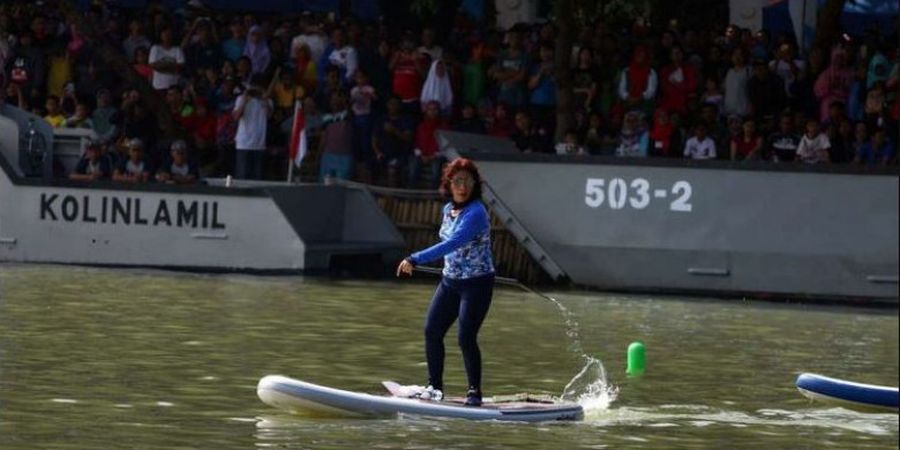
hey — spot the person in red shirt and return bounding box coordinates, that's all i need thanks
[408,100,448,189]
[391,35,426,115]
[658,46,697,116]
[182,99,217,163]
[730,117,763,161]
[487,103,515,138]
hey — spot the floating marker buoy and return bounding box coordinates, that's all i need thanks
[627,341,645,376]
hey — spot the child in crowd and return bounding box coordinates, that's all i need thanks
[555,129,586,156]
[796,119,831,164]
[44,95,66,128]
[684,123,717,160]
[350,70,377,182]
[69,142,111,181]
[112,138,151,183]
[62,102,94,130]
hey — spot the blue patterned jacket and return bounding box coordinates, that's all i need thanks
[409,201,495,280]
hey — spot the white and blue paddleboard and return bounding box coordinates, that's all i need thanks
[257,375,584,422]
[796,373,899,413]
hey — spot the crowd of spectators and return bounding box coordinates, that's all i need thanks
[1,2,897,190]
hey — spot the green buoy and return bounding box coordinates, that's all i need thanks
[626,341,645,376]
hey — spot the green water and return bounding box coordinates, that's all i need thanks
[0,264,897,449]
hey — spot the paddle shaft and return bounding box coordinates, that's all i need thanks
[414,266,556,303]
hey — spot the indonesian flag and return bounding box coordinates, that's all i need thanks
[288,99,307,167]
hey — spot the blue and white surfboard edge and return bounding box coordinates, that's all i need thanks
[257,375,584,422]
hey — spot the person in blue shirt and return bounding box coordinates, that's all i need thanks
[396,158,495,406]
[855,127,894,165]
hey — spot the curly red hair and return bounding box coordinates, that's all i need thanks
[439,158,483,202]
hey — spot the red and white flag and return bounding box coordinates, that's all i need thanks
[288,99,307,168]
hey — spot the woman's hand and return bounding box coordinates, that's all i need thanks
[396,258,414,277]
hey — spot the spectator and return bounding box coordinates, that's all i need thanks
[855,127,894,165]
[156,139,198,184]
[615,111,649,158]
[649,108,675,157]
[700,77,724,115]
[148,26,185,91]
[232,74,273,179]
[462,44,486,108]
[455,103,486,135]
[418,27,443,64]
[813,47,854,122]
[350,70,378,182]
[69,142,111,181]
[323,28,358,84]
[374,97,415,187]
[181,98,217,162]
[112,138,151,183]
[769,43,804,99]
[723,48,751,117]
[62,102,94,130]
[659,46,698,116]
[43,95,65,128]
[235,55,253,88]
[555,128,586,156]
[132,45,153,82]
[221,20,246,62]
[420,59,453,114]
[617,46,658,116]
[183,17,223,76]
[684,123,717,160]
[166,86,194,121]
[509,111,541,153]
[847,63,867,122]
[528,43,556,128]
[292,43,318,94]
[730,117,762,161]
[243,25,271,75]
[409,100,448,188]
[290,17,326,63]
[828,119,855,163]
[583,112,610,155]
[571,47,598,113]
[91,89,117,143]
[748,58,785,121]
[490,29,529,109]
[765,114,801,162]
[319,93,353,181]
[796,119,831,164]
[488,103,515,138]
[272,66,304,113]
[123,19,151,62]
[46,44,72,100]
[865,80,886,123]
[390,35,425,114]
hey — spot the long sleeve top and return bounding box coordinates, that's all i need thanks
[409,201,495,280]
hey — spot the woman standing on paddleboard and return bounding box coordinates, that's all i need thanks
[397,158,495,406]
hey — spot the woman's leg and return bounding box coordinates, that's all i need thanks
[457,275,495,390]
[424,280,460,390]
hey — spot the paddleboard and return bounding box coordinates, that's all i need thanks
[257,375,584,422]
[796,373,899,413]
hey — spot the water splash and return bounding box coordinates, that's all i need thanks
[560,355,619,412]
[534,290,618,411]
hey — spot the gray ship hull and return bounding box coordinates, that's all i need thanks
[467,152,898,300]
[0,157,405,273]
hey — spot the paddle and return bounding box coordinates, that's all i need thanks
[413,265,557,303]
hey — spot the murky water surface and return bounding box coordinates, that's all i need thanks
[0,264,896,449]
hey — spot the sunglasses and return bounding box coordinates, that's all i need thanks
[450,177,475,187]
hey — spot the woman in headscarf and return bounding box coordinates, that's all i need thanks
[813,46,854,122]
[615,110,649,157]
[243,25,271,75]
[421,59,453,115]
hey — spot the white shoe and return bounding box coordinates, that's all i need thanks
[417,385,444,401]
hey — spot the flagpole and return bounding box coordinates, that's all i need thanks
[286,155,294,183]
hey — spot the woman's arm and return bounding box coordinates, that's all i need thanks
[408,205,488,265]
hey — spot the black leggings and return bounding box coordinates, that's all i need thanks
[424,274,495,391]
